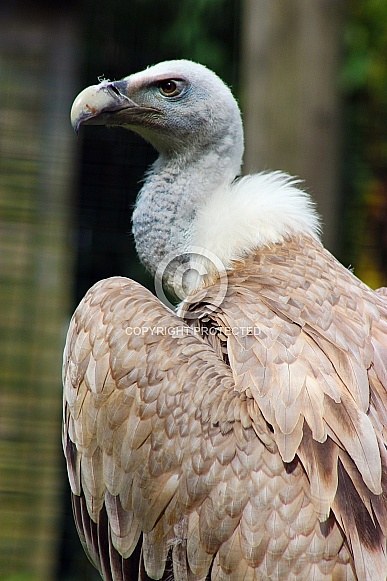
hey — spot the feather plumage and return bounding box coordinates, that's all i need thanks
[65,60,387,580]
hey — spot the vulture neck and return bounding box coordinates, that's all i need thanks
[132,139,241,276]
[132,123,320,289]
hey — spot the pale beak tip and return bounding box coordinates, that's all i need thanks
[70,85,101,133]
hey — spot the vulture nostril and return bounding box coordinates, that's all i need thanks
[109,84,121,96]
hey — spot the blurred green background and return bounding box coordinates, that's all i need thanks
[0,0,386,579]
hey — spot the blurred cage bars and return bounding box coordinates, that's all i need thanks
[0,6,78,580]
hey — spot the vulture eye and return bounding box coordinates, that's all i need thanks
[158,80,181,97]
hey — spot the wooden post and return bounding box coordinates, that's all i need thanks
[0,6,78,579]
[240,0,343,252]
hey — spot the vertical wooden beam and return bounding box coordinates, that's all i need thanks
[0,6,78,579]
[240,0,343,252]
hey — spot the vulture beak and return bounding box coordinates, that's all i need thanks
[70,79,158,133]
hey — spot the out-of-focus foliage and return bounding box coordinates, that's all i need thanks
[341,0,387,287]
[2,575,41,581]
[81,0,240,86]
[163,0,239,77]
[342,0,387,97]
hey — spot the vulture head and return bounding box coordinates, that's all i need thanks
[71,60,318,292]
[71,60,243,169]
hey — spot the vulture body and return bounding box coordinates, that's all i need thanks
[65,60,387,581]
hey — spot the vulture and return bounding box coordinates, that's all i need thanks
[65,60,387,581]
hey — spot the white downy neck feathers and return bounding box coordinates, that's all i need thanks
[191,171,321,270]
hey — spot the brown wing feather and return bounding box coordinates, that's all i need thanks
[64,230,387,580]
[183,233,387,580]
[65,277,278,580]
[66,275,346,580]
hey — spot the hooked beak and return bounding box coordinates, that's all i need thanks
[70,79,158,133]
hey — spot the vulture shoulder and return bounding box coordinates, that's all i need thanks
[63,233,387,581]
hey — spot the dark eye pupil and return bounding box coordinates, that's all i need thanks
[161,80,177,95]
